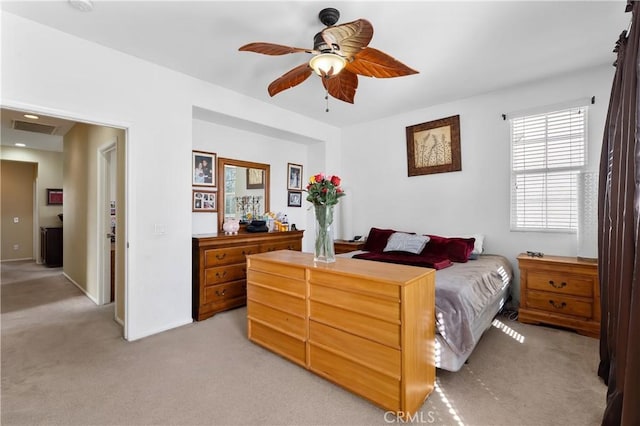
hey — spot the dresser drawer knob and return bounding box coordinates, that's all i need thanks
[215,271,227,279]
[215,289,226,297]
[548,280,567,289]
[242,250,253,255]
[549,300,567,309]
[215,253,226,260]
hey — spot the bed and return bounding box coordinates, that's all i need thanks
[338,231,513,372]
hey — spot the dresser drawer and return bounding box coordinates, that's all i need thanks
[526,290,593,318]
[249,321,306,366]
[310,284,400,321]
[247,269,305,296]
[205,264,246,285]
[309,344,400,411]
[309,320,400,379]
[310,300,400,348]
[248,258,306,280]
[248,301,305,338]
[527,272,593,297]
[203,280,246,305]
[260,240,302,253]
[309,270,400,300]
[247,284,306,317]
[204,245,259,267]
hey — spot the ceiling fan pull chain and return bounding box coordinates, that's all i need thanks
[325,88,330,112]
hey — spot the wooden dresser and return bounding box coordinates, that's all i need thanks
[517,253,600,338]
[246,250,436,417]
[192,230,303,321]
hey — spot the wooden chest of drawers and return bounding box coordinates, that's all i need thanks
[517,254,600,338]
[246,250,435,417]
[192,230,303,321]
[333,239,366,254]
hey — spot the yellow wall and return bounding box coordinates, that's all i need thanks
[1,160,36,260]
[64,123,125,321]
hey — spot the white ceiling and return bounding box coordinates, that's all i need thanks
[0,1,630,130]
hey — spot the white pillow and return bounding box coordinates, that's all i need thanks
[467,234,485,254]
[383,233,430,254]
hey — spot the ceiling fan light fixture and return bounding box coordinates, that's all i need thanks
[309,53,346,77]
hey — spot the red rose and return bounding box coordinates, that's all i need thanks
[314,173,324,182]
[321,188,328,193]
[336,188,343,193]
[330,175,341,186]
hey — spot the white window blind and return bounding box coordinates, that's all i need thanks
[510,106,587,232]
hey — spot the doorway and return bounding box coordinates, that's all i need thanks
[98,141,117,306]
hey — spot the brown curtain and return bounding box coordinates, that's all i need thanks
[597,1,640,425]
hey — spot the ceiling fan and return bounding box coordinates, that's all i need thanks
[239,7,419,105]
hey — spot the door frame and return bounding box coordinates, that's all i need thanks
[2,100,130,340]
[97,140,117,306]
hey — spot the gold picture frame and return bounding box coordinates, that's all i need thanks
[406,115,461,176]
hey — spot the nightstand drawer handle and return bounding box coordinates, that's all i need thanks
[215,253,226,260]
[548,280,567,289]
[215,289,226,297]
[215,271,227,279]
[549,300,567,309]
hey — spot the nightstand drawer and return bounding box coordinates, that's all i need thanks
[527,272,593,297]
[525,290,592,318]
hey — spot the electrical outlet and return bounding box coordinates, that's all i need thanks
[13,217,19,223]
[13,244,19,251]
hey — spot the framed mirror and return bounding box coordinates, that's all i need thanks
[217,157,270,232]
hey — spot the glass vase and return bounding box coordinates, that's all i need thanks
[314,204,336,263]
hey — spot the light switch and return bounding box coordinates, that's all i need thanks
[13,217,19,223]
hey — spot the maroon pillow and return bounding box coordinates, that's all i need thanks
[446,237,476,262]
[423,235,475,263]
[362,227,395,253]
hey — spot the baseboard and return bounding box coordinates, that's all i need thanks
[126,317,193,342]
[1,257,35,262]
[62,272,100,305]
[114,315,124,327]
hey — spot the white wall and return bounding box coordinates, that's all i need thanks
[1,12,339,340]
[340,65,613,303]
[192,118,318,252]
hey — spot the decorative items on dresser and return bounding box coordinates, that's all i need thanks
[40,226,63,267]
[246,250,436,417]
[517,253,600,338]
[192,230,303,321]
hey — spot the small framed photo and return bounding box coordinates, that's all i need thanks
[192,150,216,187]
[192,190,217,212]
[287,191,302,207]
[246,168,265,189]
[406,115,461,176]
[287,163,303,190]
[47,188,63,205]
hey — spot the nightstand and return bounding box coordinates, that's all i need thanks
[333,239,366,254]
[517,253,600,338]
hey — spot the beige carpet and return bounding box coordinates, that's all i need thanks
[1,260,606,425]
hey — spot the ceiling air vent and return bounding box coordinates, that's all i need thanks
[12,120,57,135]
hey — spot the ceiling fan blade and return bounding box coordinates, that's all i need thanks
[320,19,373,59]
[346,47,419,78]
[321,70,358,104]
[268,63,314,97]
[239,42,315,56]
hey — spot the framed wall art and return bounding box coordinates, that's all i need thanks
[287,191,302,207]
[406,115,461,176]
[192,150,216,187]
[192,189,217,212]
[47,188,63,205]
[246,168,264,189]
[287,163,303,190]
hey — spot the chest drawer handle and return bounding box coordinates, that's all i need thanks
[548,280,567,289]
[215,253,226,260]
[215,289,226,297]
[549,300,567,309]
[215,271,227,279]
[242,250,253,256]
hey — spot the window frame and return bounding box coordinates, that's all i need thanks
[509,104,588,233]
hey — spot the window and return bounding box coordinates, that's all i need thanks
[510,106,587,232]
